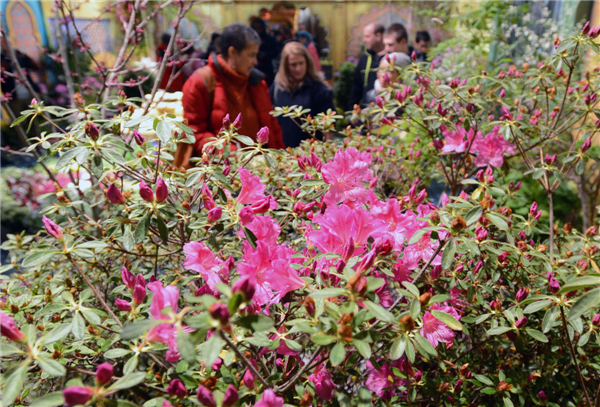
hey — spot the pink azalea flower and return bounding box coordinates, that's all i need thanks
[420,303,462,349]
[236,215,281,245]
[321,148,374,206]
[308,204,388,255]
[183,241,225,290]
[255,389,284,407]
[237,241,304,306]
[237,169,266,205]
[471,126,516,167]
[309,362,337,401]
[365,358,412,399]
[441,126,471,153]
[0,310,26,342]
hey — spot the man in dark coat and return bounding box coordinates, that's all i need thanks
[348,22,385,110]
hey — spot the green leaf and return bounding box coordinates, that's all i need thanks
[526,329,548,343]
[542,307,559,333]
[235,135,255,146]
[22,251,57,268]
[120,319,163,340]
[0,343,24,357]
[155,120,171,143]
[134,214,150,244]
[56,147,88,170]
[40,323,71,346]
[487,213,508,231]
[29,392,64,407]
[310,288,347,299]
[122,225,134,252]
[364,301,394,323]
[404,339,415,363]
[312,335,337,345]
[243,227,258,249]
[202,331,223,368]
[523,300,551,314]
[3,361,30,406]
[123,354,139,375]
[464,205,483,226]
[81,309,102,325]
[389,336,406,360]
[156,214,169,242]
[236,315,274,332]
[487,326,511,335]
[353,339,371,359]
[441,238,456,270]
[106,372,147,391]
[330,342,346,366]
[431,310,463,330]
[105,348,133,359]
[559,276,600,294]
[176,327,197,363]
[102,148,127,166]
[413,333,438,357]
[408,229,428,245]
[568,288,600,321]
[37,358,66,377]
[71,312,85,340]
[474,374,494,386]
[503,397,514,407]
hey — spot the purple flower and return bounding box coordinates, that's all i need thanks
[42,215,63,240]
[538,390,547,401]
[139,180,154,202]
[106,184,125,204]
[115,299,132,311]
[166,379,186,398]
[95,363,114,386]
[63,386,94,407]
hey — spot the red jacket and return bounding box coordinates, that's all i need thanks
[181,54,284,155]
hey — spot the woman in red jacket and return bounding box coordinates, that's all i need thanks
[176,23,284,168]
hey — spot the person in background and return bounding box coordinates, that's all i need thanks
[176,23,284,169]
[201,32,221,60]
[414,30,431,62]
[250,18,279,86]
[295,30,322,72]
[156,33,185,92]
[364,52,412,105]
[383,23,410,56]
[348,22,385,110]
[270,41,334,148]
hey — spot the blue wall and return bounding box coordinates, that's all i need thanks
[1,0,49,49]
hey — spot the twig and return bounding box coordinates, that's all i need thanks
[274,346,323,393]
[560,305,592,406]
[221,332,270,389]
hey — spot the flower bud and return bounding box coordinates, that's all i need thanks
[222,114,231,128]
[341,237,355,261]
[85,122,99,140]
[106,184,125,204]
[238,206,254,225]
[515,316,527,328]
[155,178,169,203]
[136,274,146,288]
[222,385,239,407]
[516,288,529,303]
[95,363,114,386]
[411,50,417,61]
[122,266,135,290]
[251,196,271,214]
[538,390,547,401]
[375,95,384,109]
[592,314,600,326]
[451,217,467,232]
[304,296,316,317]
[400,315,415,331]
[133,285,146,305]
[209,302,230,325]
[454,379,463,393]
[357,250,376,273]
[582,21,591,35]
[232,113,242,128]
[419,292,432,307]
[42,215,63,240]
[257,126,269,144]
[243,367,255,389]
[374,235,393,256]
[115,299,132,311]
[300,392,313,406]
[167,379,187,398]
[196,385,216,407]
[233,276,256,301]
[548,275,561,294]
[0,311,26,342]
[207,207,222,222]
[133,129,145,146]
[63,387,94,407]
[529,201,538,216]
[222,165,231,176]
[581,137,592,152]
[545,153,557,165]
[139,180,154,202]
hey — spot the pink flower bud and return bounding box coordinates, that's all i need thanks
[310,152,322,171]
[473,260,483,274]
[233,276,256,301]
[122,266,135,290]
[106,184,125,204]
[167,379,187,398]
[538,391,547,401]
[232,113,242,128]
[297,156,307,171]
[222,385,239,407]
[375,95,384,109]
[592,314,600,326]
[135,274,146,288]
[222,114,231,128]
[63,387,94,407]
[475,225,488,241]
[207,207,222,222]
[196,385,216,407]
[499,89,505,98]
[381,116,392,125]
[501,105,513,120]
[239,206,254,225]
[515,316,527,328]
[222,165,231,176]
[209,302,230,325]
[293,189,301,198]
[42,215,63,240]
[31,98,38,106]
[95,363,114,386]
[251,196,271,214]
[529,202,538,216]
[115,299,132,311]
[133,129,145,146]
[415,189,427,204]
[431,265,442,280]
[374,235,393,256]
[411,50,417,61]
[155,178,168,203]
[133,285,146,305]
[548,275,561,294]
[516,288,529,302]
[582,137,592,152]
[243,367,255,389]
[545,153,557,165]
[582,21,591,35]
[139,180,154,202]
[85,122,99,140]
[0,311,26,342]
[257,126,270,143]
[341,237,355,262]
[202,184,215,210]
[357,250,376,273]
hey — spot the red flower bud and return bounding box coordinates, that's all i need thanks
[0,311,26,342]
[251,196,271,214]
[209,302,230,325]
[115,299,132,311]
[222,385,239,407]
[167,379,187,398]
[155,178,169,203]
[95,363,114,386]
[63,387,94,407]
[233,276,256,301]
[207,207,222,222]
[515,316,527,328]
[122,266,135,290]
[222,114,231,128]
[232,113,242,128]
[196,385,216,407]
[133,129,145,146]
[139,180,154,202]
[106,184,125,204]
[257,126,269,144]
[42,215,63,240]
[132,285,146,305]
[85,122,99,140]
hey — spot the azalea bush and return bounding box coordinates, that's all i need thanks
[3,14,600,407]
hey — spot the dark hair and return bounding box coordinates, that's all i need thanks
[161,33,171,46]
[385,23,408,43]
[220,22,261,57]
[416,30,431,43]
[373,23,385,36]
